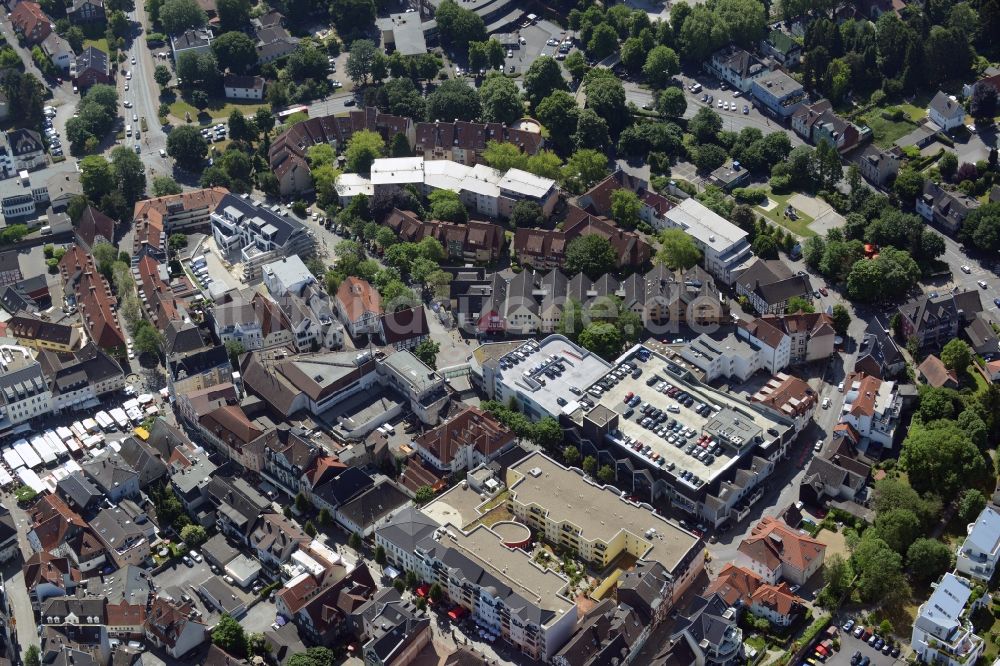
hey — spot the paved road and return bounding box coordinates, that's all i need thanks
[933,233,1000,320]
[306,93,364,117]
[4,497,39,662]
[126,4,172,177]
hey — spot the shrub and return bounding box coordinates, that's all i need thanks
[732,187,767,205]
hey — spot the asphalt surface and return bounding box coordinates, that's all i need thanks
[126,5,173,177]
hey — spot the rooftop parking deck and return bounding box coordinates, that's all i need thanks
[570,346,787,488]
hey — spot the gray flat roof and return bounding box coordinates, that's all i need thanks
[378,13,427,56]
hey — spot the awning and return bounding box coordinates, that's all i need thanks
[447,606,467,620]
[415,584,430,598]
[133,427,149,440]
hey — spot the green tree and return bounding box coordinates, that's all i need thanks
[211,31,258,74]
[510,200,544,227]
[153,176,183,196]
[958,489,988,524]
[643,45,680,88]
[565,234,616,278]
[346,39,378,85]
[413,339,440,369]
[564,446,581,466]
[587,23,619,60]
[329,0,376,41]
[482,140,527,171]
[216,0,249,31]
[349,531,362,550]
[110,145,147,205]
[695,143,727,172]
[579,322,624,360]
[679,5,728,61]
[415,485,435,504]
[564,50,588,81]
[873,508,921,554]
[286,647,336,666]
[180,524,207,547]
[224,340,246,368]
[821,553,853,601]
[427,189,468,223]
[785,296,815,314]
[893,167,925,204]
[535,92,580,156]
[585,75,627,135]
[523,56,567,110]
[906,538,953,584]
[940,339,971,372]
[158,0,207,34]
[212,614,248,657]
[573,109,610,152]
[479,73,523,124]
[80,155,116,202]
[938,151,958,181]
[851,532,911,604]
[563,149,609,193]
[295,492,310,513]
[597,465,615,484]
[656,86,687,118]
[24,646,41,666]
[166,125,208,171]
[831,304,851,337]
[345,130,384,175]
[426,79,481,122]
[375,545,387,565]
[610,189,641,229]
[901,421,989,501]
[154,64,172,88]
[656,228,702,269]
[134,322,164,355]
[582,455,597,475]
[434,0,486,51]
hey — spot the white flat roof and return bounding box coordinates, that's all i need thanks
[665,198,748,253]
[335,172,374,197]
[499,168,555,198]
[424,159,471,192]
[370,157,425,185]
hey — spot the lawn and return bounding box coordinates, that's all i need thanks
[167,94,269,122]
[858,112,918,148]
[755,190,817,238]
[83,37,109,53]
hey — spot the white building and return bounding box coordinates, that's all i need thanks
[0,344,52,429]
[839,373,901,449]
[262,255,315,297]
[956,506,1000,583]
[223,74,265,100]
[681,332,762,382]
[911,573,985,666]
[170,28,213,63]
[661,199,754,286]
[928,91,966,131]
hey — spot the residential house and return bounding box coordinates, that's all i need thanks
[336,276,382,338]
[197,403,276,472]
[911,573,985,666]
[706,563,804,627]
[223,74,265,101]
[854,316,905,379]
[262,255,315,297]
[928,91,966,131]
[708,161,753,191]
[269,108,413,196]
[736,312,836,373]
[74,205,115,249]
[333,480,409,538]
[412,406,516,474]
[749,373,817,434]
[27,495,106,574]
[248,513,309,569]
[56,472,103,515]
[956,506,1000,582]
[58,244,126,351]
[792,99,863,153]
[89,502,154,567]
[851,143,900,186]
[671,593,744,666]
[379,305,428,351]
[0,343,53,428]
[274,561,376,645]
[132,186,229,234]
[513,206,652,272]
[682,332,763,382]
[255,19,299,64]
[916,180,979,235]
[414,119,543,165]
[11,2,52,44]
[169,444,217,515]
[734,258,812,315]
[965,315,999,356]
[71,46,112,88]
[261,429,321,495]
[66,0,104,23]
[116,436,167,488]
[751,70,806,119]
[170,28,213,63]
[760,30,802,68]
[350,588,432,666]
[384,209,505,264]
[41,33,73,72]
[143,596,207,659]
[839,372,902,449]
[4,128,46,171]
[735,516,826,586]
[897,290,983,349]
[22,552,81,606]
[374,507,440,575]
[706,45,768,92]
[208,293,292,352]
[917,354,959,389]
[799,454,870,506]
[167,344,233,401]
[81,450,140,503]
[6,314,80,352]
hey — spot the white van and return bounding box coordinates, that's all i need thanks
[126,125,132,137]
[40,225,52,235]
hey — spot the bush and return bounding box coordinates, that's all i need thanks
[732,187,767,204]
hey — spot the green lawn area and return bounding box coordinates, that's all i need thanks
[83,37,109,52]
[755,190,817,238]
[858,112,918,148]
[168,94,269,122]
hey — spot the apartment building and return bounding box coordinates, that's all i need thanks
[956,506,1000,582]
[414,119,543,165]
[735,516,826,586]
[6,315,80,352]
[682,332,763,382]
[513,206,652,272]
[38,344,125,413]
[0,344,52,430]
[10,1,52,44]
[210,194,317,281]
[706,45,768,92]
[736,312,836,372]
[911,573,985,666]
[661,198,754,286]
[58,245,125,352]
[792,99,864,153]
[916,180,980,235]
[132,187,229,234]
[208,293,293,352]
[839,372,902,449]
[751,70,806,119]
[898,290,983,350]
[734,258,812,315]
[385,209,505,264]
[412,406,516,474]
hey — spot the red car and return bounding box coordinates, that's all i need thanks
[819,287,829,296]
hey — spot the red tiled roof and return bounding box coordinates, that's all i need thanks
[199,404,263,446]
[738,516,826,574]
[414,406,515,465]
[75,206,115,249]
[336,276,382,324]
[11,1,51,42]
[58,244,125,350]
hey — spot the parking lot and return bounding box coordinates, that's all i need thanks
[827,630,904,666]
[497,20,570,78]
[152,557,256,624]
